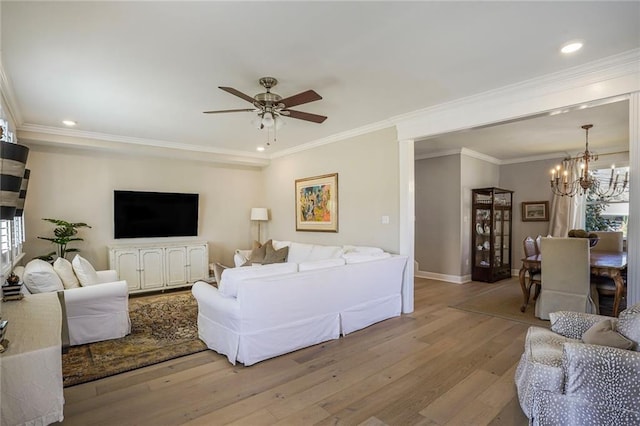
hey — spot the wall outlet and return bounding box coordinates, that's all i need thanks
[381,215,390,224]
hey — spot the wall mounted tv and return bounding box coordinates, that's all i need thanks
[114,190,199,239]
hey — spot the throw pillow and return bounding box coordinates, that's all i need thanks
[53,257,81,289]
[72,254,100,286]
[263,243,289,265]
[582,319,634,350]
[616,302,640,350]
[23,259,64,294]
[213,262,228,286]
[242,239,272,266]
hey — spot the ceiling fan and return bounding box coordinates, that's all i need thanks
[203,77,327,129]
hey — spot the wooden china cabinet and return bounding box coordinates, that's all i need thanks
[471,187,513,282]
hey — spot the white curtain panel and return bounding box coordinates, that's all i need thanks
[548,159,586,236]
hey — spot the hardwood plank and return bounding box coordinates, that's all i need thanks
[57,278,532,426]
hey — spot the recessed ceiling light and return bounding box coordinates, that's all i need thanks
[561,42,583,54]
[256,146,265,152]
[62,120,77,126]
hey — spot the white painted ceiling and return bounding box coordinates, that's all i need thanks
[2,1,639,160]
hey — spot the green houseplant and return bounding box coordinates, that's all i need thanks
[36,218,91,262]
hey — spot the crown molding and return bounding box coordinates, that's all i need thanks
[0,57,23,127]
[395,48,640,141]
[18,123,268,158]
[414,148,462,161]
[460,148,501,165]
[18,124,270,168]
[269,120,395,159]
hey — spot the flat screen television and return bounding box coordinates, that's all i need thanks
[114,190,199,239]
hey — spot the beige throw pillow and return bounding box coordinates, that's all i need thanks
[263,243,289,265]
[213,262,228,287]
[242,239,272,266]
[582,319,634,350]
[53,257,81,289]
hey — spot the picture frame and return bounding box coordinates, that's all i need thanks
[521,201,549,222]
[295,173,338,232]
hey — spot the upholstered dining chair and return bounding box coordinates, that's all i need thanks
[591,231,624,252]
[535,238,599,320]
[522,236,541,299]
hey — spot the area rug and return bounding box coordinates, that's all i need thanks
[62,290,207,387]
[450,280,549,327]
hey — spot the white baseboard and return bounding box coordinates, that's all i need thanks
[415,270,471,284]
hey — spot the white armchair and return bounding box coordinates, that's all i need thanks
[17,258,131,346]
[516,303,640,425]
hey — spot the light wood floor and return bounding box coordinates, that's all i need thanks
[59,278,529,425]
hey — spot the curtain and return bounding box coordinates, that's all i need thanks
[548,159,586,236]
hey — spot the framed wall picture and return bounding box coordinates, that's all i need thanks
[295,173,338,232]
[521,201,549,222]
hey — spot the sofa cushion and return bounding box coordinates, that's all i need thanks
[617,302,640,351]
[218,262,298,298]
[72,255,100,286]
[271,240,292,250]
[582,319,634,350]
[298,258,346,272]
[343,252,391,264]
[23,259,64,294]
[53,257,81,289]
[287,242,343,263]
[343,245,384,255]
[263,243,289,265]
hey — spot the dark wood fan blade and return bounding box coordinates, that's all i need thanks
[283,109,327,123]
[278,90,322,108]
[203,108,255,114]
[218,87,256,104]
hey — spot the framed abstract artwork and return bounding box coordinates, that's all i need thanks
[521,201,549,222]
[295,173,338,232]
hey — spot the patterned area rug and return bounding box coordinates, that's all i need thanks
[62,290,207,387]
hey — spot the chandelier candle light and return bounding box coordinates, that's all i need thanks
[550,124,629,199]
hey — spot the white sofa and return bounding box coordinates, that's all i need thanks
[192,241,408,366]
[16,256,131,346]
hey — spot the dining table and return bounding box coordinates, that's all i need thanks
[519,251,628,316]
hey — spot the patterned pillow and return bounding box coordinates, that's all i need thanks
[617,302,640,351]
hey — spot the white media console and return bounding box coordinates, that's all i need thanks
[108,240,209,293]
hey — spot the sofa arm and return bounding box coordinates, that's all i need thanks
[64,280,129,317]
[96,269,119,284]
[234,250,251,267]
[549,311,613,339]
[192,281,241,330]
[563,342,640,411]
[63,280,131,346]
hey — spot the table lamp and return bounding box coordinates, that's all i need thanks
[250,207,269,242]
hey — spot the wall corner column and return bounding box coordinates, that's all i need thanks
[627,91,639,306]
[399,138,415,313]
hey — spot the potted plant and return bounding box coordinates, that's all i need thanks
[36,218,91,262]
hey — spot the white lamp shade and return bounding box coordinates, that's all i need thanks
[250,207,269,221]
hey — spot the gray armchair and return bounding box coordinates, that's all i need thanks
[515,303,640,425]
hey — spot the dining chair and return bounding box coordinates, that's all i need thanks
[535,237,599,320]
[522,237,541,299]
[591,231,624,252]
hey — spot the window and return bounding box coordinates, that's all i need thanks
[0,216,25,277]
[585,166,629,237]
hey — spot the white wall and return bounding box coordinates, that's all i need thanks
[23,146,264,269]
[415,155,460,275]
[414,152,498,279]
[499,158,557,266]
[262,127,400,252]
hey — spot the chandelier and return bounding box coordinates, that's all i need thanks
[550,124,629,199]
